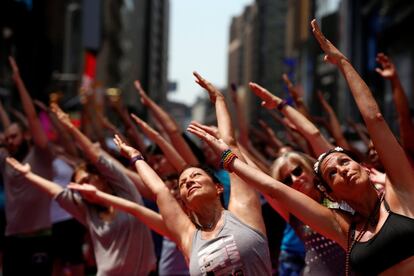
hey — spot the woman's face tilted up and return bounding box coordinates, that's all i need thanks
[319,152,370,202]
[178,167,223,209]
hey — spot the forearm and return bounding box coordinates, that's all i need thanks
[229,157,345,246]
[67,125,100,163]
[390,76,414,150]
[327,111,351,150]
[282,106,333,155]
[0,102,11,129]
[133,160,169,195]
[49,113,79,157]
[216,97,237,146]
[25,172,63,197]
[14,77,47,147]
[232,99,249,146]
[96,190,172,238]
[294,98,312,120]
[147,100,179,134]
[154,134,188,172]
[146,100,198,165]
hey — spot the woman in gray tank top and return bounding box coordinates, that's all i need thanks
[105,72,272,275]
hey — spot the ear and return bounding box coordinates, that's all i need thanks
[215,183,224,195]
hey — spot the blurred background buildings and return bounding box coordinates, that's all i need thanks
[0,0,169,116]
[225,0,414,137]
[0,0,413,138]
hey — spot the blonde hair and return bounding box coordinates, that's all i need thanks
[270,151,316,181]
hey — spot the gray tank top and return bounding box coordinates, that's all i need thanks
[189,210,271,276]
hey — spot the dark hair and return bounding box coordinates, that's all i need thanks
[71,162,101,182]
[179,165,225,207]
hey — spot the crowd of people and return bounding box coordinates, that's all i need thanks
[0,19,413,276]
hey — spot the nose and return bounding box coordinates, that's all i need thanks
[337,164,348,176]
[185,179,195,189]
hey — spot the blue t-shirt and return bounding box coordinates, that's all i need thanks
[280,224,305,256]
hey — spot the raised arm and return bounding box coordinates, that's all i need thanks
[113,135,195,258]
[131,114,188,172]
[258,120,284,151]
[376,53,414,156]
[193,72,266,236]
[187,124,349,249]
[249,82,333,156]
[282,73,311,119]
[51,103,100,164]
[229,83,249,146]
[109,98,147,153]
[95,110,129,143]
[68,183,171,238]
[317,91,351,150]
[33,100,79,158]
[6,157,63,197]
[135,81,199,166]
[0,100,11,129]
[9,57,48,148]
[311,19,414,193]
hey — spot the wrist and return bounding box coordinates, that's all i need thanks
[276,99,289,111]
[219,149,238,172]
[130,154,144,166]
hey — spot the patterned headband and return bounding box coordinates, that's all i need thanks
[313,147,345,175]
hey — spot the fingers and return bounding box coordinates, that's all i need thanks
[8,56,18,73]
[130,113,143,126]
[189,121,219,138]
[68,183,83,190]
[249,82,265,97]
[113,134,123,148]
[375,68,383,75]
[134,80,143,92]
[282,73,293,87]
[311,19,324,40]
[193,71,203,81]
[6,157,18,167]
[187,124,209,141]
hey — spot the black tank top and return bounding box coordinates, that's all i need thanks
[350,199,414,275]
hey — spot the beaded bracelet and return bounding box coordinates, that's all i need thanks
[220,149,238,172]
[130,155,144,166]
[277,99,288,111]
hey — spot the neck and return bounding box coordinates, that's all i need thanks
[350,188,382,220]
[190,200,224,231]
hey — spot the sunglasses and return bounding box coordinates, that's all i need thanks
[282,166,303,186]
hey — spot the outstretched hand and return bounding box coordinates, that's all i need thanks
[187,123,229,155]
[193,71,224,103]
[50,103,74,128]
[249,82,281,109]
[113,134,141,159]
[311,19,347,65]
[375,53,396,79]
[68,183,100,203]
[134,80,151,106]
[8,56,20,81]
[189,121,220,139]
[6,157,31,175]
[131,113,159,140]
[282,74,301,100]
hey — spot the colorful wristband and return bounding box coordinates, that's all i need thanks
[219,149,238,172]
[130,155,144,166]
